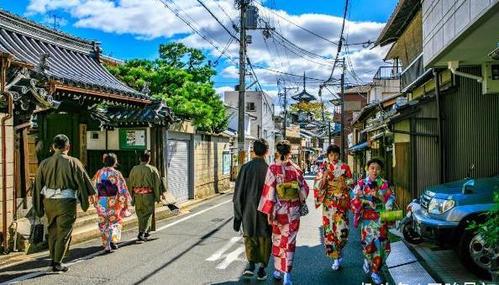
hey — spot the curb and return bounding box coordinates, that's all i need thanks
[385,238,436,285]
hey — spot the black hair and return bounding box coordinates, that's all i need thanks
[253,138,269,156]
[53,134,70,150]
[326,144,340,155]
[276,140,291,161]
[103,153,118,167]
[367,158,384,169]
[140,150,151,163]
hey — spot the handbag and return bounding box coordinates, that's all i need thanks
[30,216,44,244]
[379,201,403,222]
[299,203,309,217]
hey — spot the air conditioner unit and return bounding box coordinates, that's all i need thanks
[482,62,499,95]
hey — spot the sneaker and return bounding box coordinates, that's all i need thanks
[104,248,112,254]
[144,232,151,241]
[363,259,370,274]
[283,272,293,285]
[256,267,267,281]
[110,242,118,250]
[52,263,69,273]
[272,270,282,280]
[371,272,383,285]
[331,259,340,271]
[243,262,255,277]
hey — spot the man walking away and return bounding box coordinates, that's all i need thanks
[233,139,271,281]
[33,134,97,273]
[128,151,163,242]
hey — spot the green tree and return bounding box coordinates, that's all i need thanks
[107,42,228,133]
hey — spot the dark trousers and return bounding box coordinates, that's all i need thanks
[43,199,77,263]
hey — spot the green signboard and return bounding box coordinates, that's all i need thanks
[119,128,147,150]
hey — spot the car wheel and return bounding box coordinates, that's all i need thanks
[458,228,492,279]
[401,222,423,244]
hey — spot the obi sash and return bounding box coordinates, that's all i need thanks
[133,187,153,194]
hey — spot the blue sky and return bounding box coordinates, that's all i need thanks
[0,0,398,93]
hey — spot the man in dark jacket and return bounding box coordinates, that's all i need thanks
[33,134,96,273]
[233,139,271,280]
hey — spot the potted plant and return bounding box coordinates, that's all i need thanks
[468,191,499,281]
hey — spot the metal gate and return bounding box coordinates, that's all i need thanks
[167,140,190,203]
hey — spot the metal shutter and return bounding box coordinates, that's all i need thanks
[167,140,190,203]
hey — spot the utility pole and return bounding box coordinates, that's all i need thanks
[281,86,298,140]
[283,88,287,139]
[340,58,346,161]
[237,0,248,167]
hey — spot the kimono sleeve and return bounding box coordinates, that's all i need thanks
[381,180,396,210]
[297,168,309,203]
[73,159,96,212]
[313,167,326,208]
[342,164,354,186]
[258,167,277,217]
[152,167,162,202]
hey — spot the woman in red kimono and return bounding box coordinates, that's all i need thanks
[313,144,353,270]
[351,158,396,285]
[258,140,309,285]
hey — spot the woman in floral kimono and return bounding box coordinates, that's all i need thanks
[92,153,132,253]
[351,158,396,285]
[313,145,353,271]
[258,140,309,285]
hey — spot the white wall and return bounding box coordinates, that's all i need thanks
[422,0,499,66]
[86,128,151,150]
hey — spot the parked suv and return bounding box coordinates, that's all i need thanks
[412,175,499,277]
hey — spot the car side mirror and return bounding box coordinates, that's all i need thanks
[463,184,475,194]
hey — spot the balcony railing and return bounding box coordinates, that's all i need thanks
[400,53,425,91]
[373,66,401,80]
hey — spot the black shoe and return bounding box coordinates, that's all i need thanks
[110,242,118,250]
[143,232,151,241]
[243,262,256,277]
[52,263,69,273]
[137,232,145,243]
[256,267,267,281]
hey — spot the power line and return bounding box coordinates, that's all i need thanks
[195,0,239,41]
[255,2,339,47]
[157,0,238,67]
[214,0,239,33]
[326,0,349,82]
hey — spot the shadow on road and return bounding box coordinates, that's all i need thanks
[0,246,102,283]
[133,217,234,285]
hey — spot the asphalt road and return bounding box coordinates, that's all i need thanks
[0,178,381,285]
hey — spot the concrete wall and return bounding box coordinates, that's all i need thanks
[368,79,401,103]
[422,0,499,66]
[0,115,14,246]
[193,134,231,199]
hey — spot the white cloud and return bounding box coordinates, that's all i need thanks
[25,0,390,91]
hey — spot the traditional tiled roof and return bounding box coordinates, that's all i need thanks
[99,101,176,127]
[0,10,148,103]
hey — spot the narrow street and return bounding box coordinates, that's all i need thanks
[0,178,373,285]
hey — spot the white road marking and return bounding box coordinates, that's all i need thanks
[155,198,232,232]
[215,246,245,270]
[1,197,233,285]
[206,236,242,261]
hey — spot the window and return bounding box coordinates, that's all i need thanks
[246,102,256,112]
